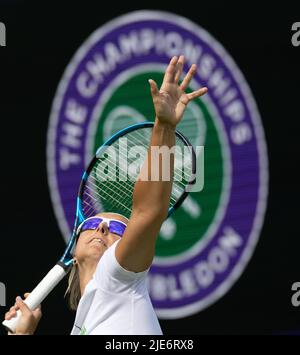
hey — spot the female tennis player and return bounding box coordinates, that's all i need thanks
[5,55,207,335]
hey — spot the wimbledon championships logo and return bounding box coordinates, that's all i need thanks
[47,11,268,318]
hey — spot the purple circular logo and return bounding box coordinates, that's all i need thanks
[47,11,268,318]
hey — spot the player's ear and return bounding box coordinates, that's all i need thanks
[73,258,78,265]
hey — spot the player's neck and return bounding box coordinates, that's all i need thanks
[78,262,97,295]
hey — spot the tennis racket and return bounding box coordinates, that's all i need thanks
[2,121,196,333]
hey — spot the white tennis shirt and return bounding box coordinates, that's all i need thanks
[70,239,162,335]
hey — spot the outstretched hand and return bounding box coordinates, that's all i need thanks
[149,55,208,128]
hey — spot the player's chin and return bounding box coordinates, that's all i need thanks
[89,243,107,256]
[85,250,104,265]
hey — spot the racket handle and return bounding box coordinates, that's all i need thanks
[2,264,67,334]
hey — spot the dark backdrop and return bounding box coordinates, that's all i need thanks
[0,0,300,335]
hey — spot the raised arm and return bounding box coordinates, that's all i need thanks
[116,56,208,272]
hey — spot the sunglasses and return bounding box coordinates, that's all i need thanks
[76,217,127,238]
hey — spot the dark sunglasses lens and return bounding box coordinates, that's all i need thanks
[80,218,103,232]
[109,221,126,237]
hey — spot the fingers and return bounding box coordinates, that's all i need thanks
[5,295,23,320]
[5,296,32,318]
[163,56,207,91]
[162,55,186,85]
[148,79,159,98]
[5,293,40,322]
[180,64,197,91]
[179,61,208,101]
[187,87,208,101]
[32,306,42,321]
[15,296,31,316]
[5,306,17,320]
[162,56,178,84]
[174,55,185,83]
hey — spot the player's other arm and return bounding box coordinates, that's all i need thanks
[116,120,175,272]
[116,56,207,272]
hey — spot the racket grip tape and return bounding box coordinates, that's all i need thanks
[2,264,67,334]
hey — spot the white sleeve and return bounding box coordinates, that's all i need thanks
[94,239,149,286]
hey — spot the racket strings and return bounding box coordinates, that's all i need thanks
[90,158,136,202]
[92,144,185,207]
[83,178,132,215]
[84,154,190,216]
[93,130,191,187]
[92,151,189,200]
[83,175,133,217]
[123,129,191,182]
[84,159,189,218]
[89,181,132,211]
[82,127,193,219]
